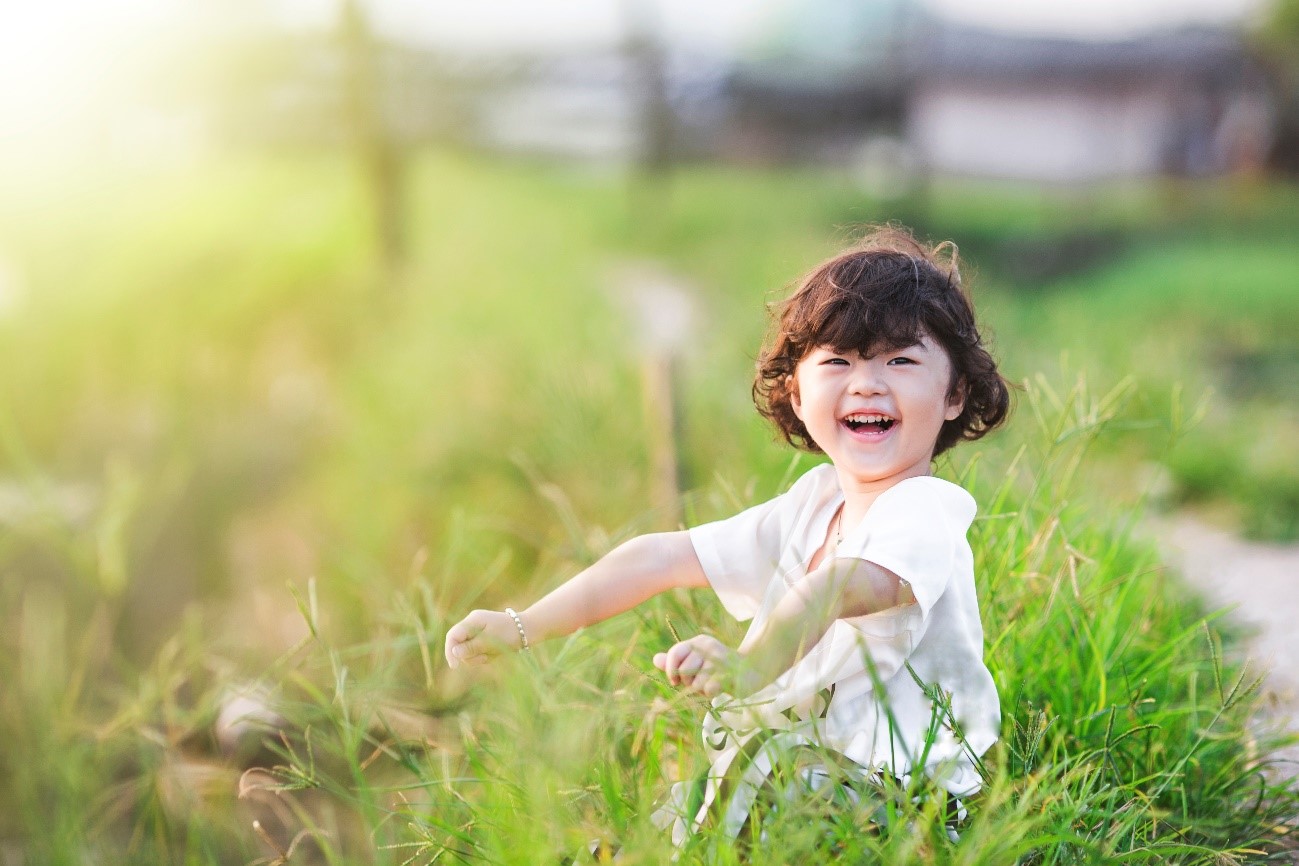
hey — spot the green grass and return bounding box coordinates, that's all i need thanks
[68,378,1289,865]
[0,150,1297,862]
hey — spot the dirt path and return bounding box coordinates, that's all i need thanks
[1153,515,1299,773]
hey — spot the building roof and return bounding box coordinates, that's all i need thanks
[919,21,1252,86]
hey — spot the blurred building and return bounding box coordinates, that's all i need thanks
[221,2,1274,183]
[718,0,920,165]
[432,47,730,165]
[712,1,1272,182]
[441,12,1271,182]
[909,23,1274,182]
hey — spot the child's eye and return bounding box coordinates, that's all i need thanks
[887,356,916,366]
[821,357,849,366]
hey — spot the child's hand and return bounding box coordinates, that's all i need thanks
[444,610,523,669]
[654,634,746,698]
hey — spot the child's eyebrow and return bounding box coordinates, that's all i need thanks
[879,340,928,354]
[819,338,933,357]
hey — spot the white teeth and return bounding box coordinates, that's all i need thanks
[845,413,892,423]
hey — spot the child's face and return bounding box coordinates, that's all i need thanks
[790,334,963,493]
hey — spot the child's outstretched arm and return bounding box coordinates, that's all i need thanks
[656,557,913,697]
[444,531,709,669]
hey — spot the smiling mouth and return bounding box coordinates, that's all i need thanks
[843,413,896,433]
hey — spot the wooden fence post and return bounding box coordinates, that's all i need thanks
[611,264,697,528]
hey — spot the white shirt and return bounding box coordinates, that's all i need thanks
[688,463,1000,800]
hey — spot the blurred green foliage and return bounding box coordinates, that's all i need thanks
[0,151,1297,861]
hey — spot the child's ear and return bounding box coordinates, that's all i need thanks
[944,381,966,422]
[787,375,803,419]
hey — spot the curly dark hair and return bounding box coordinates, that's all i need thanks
[753,225,1011,458]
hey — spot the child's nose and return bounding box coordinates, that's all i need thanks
[849,361,888,394]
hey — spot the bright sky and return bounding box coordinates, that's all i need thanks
[0,1,214,141]
[337,0,1268,49]
[0,0,1272,148]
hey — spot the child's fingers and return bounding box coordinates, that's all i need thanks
[659,642,685,680]
[661,642,706,687]
[690,673,723,698]
[659,634,737,696]
[657,634,732,687]
[444,617,484,646]
[443,614,488,667]
[677,652,705,676]
[447,637,479,664]
[447,635,499,669]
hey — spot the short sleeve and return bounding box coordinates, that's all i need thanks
[689,466,830,621]
[834,477,976,620]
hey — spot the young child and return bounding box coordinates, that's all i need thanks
[444,225,1011,846]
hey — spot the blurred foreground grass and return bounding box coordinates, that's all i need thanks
[0,151,1297,862]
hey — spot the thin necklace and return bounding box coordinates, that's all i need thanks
[834,504,844,546]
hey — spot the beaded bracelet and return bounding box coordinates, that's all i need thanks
[504,607,530,652]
